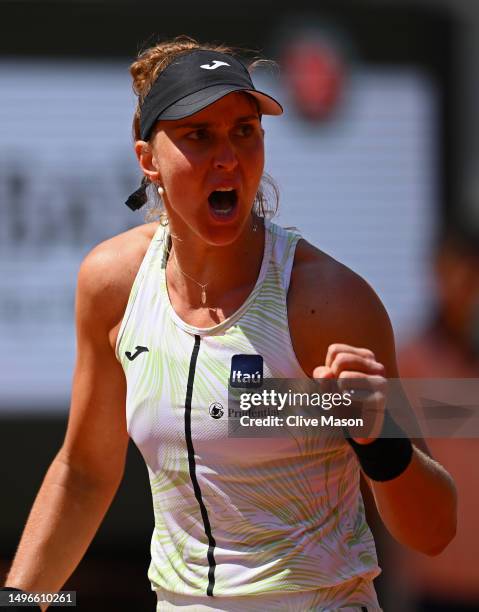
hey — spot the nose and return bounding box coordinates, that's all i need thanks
[213,137,238,172]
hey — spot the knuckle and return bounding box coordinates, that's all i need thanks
[328,343,342,356]
[335,353,350,367]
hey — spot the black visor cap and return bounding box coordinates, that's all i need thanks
[139,49,283,140]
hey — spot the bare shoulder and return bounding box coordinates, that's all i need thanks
[76,222,159,346]
[288,238,397,376]
[289,238,387,318]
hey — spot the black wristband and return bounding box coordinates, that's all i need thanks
[0,587,42,611]
[344,411,413,481]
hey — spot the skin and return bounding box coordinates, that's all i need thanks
[5,91,456,606]
[135,92,267,325]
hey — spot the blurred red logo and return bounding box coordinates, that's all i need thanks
[283,40,345,121]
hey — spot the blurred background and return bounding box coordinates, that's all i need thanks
[1,0,478,610]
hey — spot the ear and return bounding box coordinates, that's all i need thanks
[134,140,162,182]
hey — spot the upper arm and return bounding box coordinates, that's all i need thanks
[58,244,131,489]
[289,248,431,457]
[336,272,432,457]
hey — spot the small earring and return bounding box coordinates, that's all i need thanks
[158,185,165,197]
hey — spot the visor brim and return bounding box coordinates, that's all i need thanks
[158,84,283,120]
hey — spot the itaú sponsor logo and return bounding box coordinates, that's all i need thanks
[229,354,263,388]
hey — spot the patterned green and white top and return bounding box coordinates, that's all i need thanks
[116,220,381,609]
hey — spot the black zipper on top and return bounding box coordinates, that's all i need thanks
[184,334,217,596]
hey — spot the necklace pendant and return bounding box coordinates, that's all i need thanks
[201,288,206,305]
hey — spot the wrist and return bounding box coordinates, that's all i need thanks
[344,411,413,481]
[0,587,42,611]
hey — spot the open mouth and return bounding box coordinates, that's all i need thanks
[208,188,238,217]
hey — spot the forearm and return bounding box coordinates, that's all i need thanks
[5,451,119,598]
[368,445,457,555]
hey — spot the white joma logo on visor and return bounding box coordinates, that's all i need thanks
[200,60,230,70]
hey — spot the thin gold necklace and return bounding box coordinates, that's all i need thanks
[166,218,258,306]
[170,248,209,305]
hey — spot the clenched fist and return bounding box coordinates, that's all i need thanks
[313,343,388,444]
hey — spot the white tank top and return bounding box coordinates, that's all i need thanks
[115,220,381,607]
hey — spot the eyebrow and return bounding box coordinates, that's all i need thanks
[172,114,260,130]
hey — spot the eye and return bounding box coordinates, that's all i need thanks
[236,123,255,137]
[187,128,209,141]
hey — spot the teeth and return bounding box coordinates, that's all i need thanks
[215,187,235,192]
[213,207,233,215]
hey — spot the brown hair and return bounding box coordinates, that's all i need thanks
[129,35,279,221]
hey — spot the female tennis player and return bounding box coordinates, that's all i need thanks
[2,36,456,611]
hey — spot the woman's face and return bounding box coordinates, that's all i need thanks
[140,92,265,245]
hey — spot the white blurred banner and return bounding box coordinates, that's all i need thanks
[0,60,438,410]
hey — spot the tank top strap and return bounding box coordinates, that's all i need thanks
[115,223,167,361]
[269,223,303,293]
